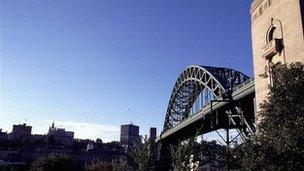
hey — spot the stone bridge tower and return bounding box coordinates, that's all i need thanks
[251,0,304,115]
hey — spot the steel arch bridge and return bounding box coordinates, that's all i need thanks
[157,65,256,170]
[163,65,250,132]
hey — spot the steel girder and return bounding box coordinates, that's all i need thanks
[163,65,250,132]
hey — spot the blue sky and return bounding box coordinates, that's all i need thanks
[1,0,253,142]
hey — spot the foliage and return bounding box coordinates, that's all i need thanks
[169,137,226,171]
[0,139,22,150]
[0,165,20,171]
[46,135,56,148]
[87,157,128,171]
[170,138,201,171]
[199,140,225,166]
[170,141,189,171]
[30,153,76,171]
[235,62,304,170]
[128,138,154,171]
[259,62,304,152]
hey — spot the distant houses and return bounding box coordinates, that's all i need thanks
[0,122,157,170]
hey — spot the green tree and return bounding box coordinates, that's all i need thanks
[128,138,154,171]
[235,62,304,170]
[170,138,200,171]
[170,141,188,171]
[46,135,56,148]
[30,154,76,171]
[87,157,128,171]
[199,140,225,167]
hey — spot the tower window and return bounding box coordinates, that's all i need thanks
[267,26,278,43]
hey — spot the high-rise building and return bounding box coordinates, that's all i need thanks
[149,127,157,142]
[120,123,140,150]
[250,0,304,118]
[9,123,32,141]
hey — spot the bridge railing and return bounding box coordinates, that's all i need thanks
[232,78,254,92]
[176,78,255,130]
[190,78,254,118]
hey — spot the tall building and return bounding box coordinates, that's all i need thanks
[250,0,304,117]
[149,127,158,161]
[120,124,140,150]
[48,122,74,147]
[149,127,157,142]
[9,123,32,141]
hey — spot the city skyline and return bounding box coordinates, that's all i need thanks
[2,121,150,143]
[1,0,253,142]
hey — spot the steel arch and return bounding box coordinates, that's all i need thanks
[163,65,249,131]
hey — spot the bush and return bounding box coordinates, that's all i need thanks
[30,154,76,171]
[235,62,304,170]
[87,158,127,171]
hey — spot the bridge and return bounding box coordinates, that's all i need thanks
[156,65,256,169]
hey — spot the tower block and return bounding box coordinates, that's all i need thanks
[251,0,304,116]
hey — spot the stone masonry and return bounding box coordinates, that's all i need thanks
[251,0,304,119]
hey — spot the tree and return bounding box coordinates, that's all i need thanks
[30,154,76,171]
[87,160,112,171]
[169,134,229,171]
[199,140,225,167]
[128,138,154,171]
[170,138,200,171]
[46,134,56,148]
[235,62,304,170]
[170,141,188,171]
[87,157,128,171]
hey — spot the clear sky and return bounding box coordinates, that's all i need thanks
[1,0,253,142]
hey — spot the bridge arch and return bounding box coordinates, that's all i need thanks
[163,65,249,131]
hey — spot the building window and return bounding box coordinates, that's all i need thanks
[267,26,277,43]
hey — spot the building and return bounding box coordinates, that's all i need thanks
[149,127,157,142]
[250,0,304,118]
[86,142,95,151]
[149,127,158,162]
[48,122,74,147]
[32,134,47,142]
[120,124,140,150]
[9,124,32,142]
[0,129,8,140]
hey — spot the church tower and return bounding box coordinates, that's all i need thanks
[250,0,304,114]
